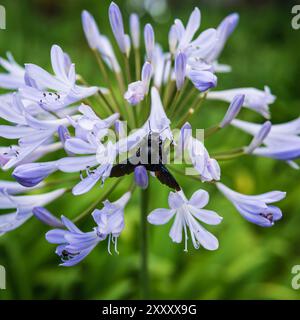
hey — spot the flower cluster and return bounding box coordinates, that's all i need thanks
[0,2,294,267]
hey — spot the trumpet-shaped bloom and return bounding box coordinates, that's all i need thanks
[171,7,218,92]
[130,14,140,49]
[0,180,44,194]
[0,53,25,89]
[124,62,152,105]
[33,207,64,228]
[134,166,149,189]
[206,13,239,72]
[148,190,222,251]
[232,118,300,168]
[20,45,98,112]
[0,188,65,235]
[0,94,77,170]
[219,94,244,128]
[46,192,130,265]
[178,122,220,182]
[81,10,120,73]
[216,182,286,227]
[144,24,155,62]
[207,86,276,118]
[175,52,187,90]
[109,2,130,56]
[244,121,272,154]
[152,45,171,88]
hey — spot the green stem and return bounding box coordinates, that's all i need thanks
[123,54,132,84]
[134,48,141,80]
[174,107,194,128]
[140,187,149,299]
[97,89,116,115]
[204,125,221,138]
[212,148,245,160]
[93,50,121,113]
[173,85,196,118]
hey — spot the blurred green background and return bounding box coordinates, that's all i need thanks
[0,0,300,299]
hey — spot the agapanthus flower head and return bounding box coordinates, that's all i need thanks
[0,1,294,273]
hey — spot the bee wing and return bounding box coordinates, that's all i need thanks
[110,163,137,177]
[155,165,181,191]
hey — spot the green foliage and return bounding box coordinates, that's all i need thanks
[0,0,299,299]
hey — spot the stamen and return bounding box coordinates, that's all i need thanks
[107,233,112,255]
[183,219,188,252]
[114,236,119,255]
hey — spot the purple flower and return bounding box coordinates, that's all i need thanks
[134,166,148,189]
[245,121,272,154]
[124,62,152,105]
[217,182,286,227]
[152,45,171,88]
[168,25,178,54]
[188,68,217,92]
[46,216,101,267]
[92,192,130,254]
[109,2,130,56]
[13,162,57,187]
[82,10,120,72]
[46,192,130,265]
[207,86,276,119]
[58,125,71,145]
[0,53,25,89]
[144,24,155,62]
[175,52,187,90]
[0,188,65,235]
[20,45,98,111]
[0,180,43,194]
[178,122,220,182]
[148,190,222,251]
[130,13,140,49]
[206,13,239,67]
[232,118,300,168]
[33,207,64,228]
[144,87,173,142]
[176,7,201,52]
[219,94,245,128]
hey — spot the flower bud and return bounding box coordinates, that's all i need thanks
[175,52,187,90]
[246,121,272,153]
[220,94,244,128]
[13,162,57,187]
[130,13,140,49]
[134,166,148,189]
[33,207,64,228]
[109,2,126,54]
[144,23,155,62]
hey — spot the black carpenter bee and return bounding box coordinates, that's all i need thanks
[110,127,181,191]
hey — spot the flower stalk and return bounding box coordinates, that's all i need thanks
[140,186,150,299]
